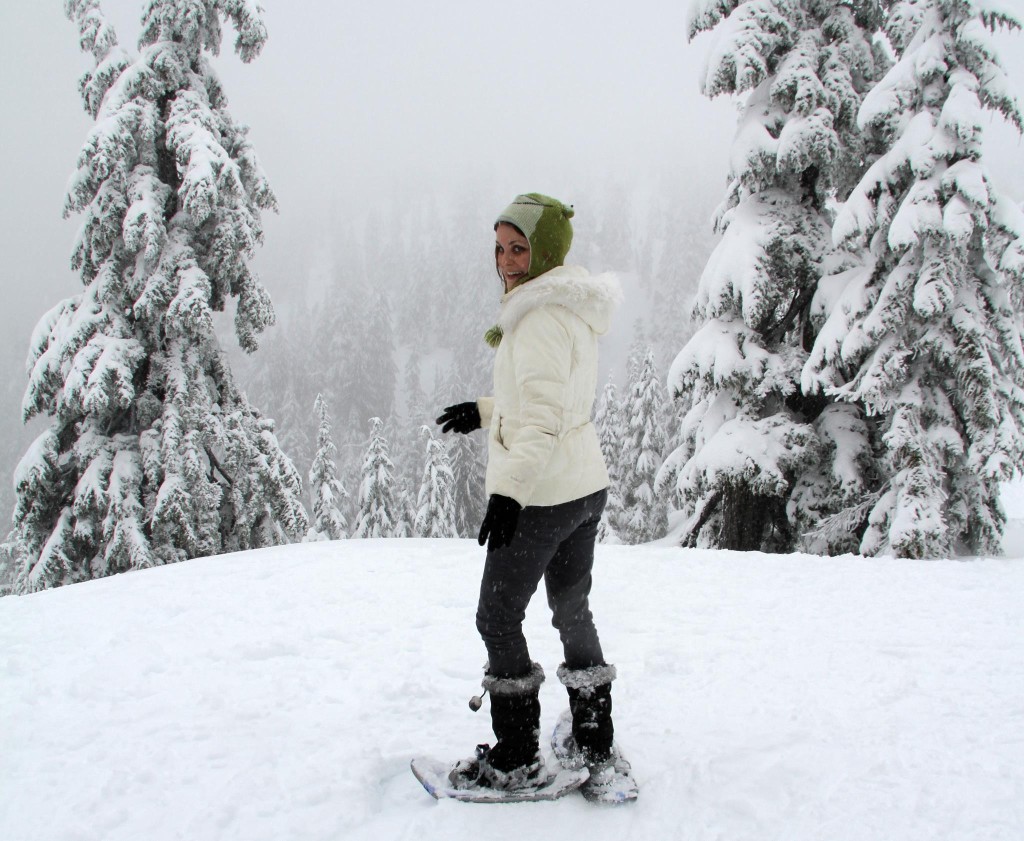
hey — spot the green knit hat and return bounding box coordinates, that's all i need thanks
[494,193,575,282]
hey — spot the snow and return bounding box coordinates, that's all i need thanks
[671,318,794,401]
[3,536,1024,841]
[814,404,871,495]
[683,414,816,498]
[697,193,790,323]
[887,178,943,251]
[776,108,837,174]
[802,264,875,394]
[12,429,58,492]
[979,0,1024,27]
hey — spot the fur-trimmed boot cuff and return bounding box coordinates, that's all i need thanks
[482,661,545,696]
[557,663,617,695]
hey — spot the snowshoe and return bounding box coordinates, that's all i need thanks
[410,746,588,803]
[551,708,638,804]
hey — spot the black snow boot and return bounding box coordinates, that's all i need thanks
[557,663,617,764]
[555,664,638,803]
[450,662,545,791]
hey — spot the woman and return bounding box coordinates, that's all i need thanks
[437,193,634,801]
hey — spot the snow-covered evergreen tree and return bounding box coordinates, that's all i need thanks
[620,348,669,543]
[594,375,626,543]
[388,414,417,540]
[366,289,398,421]
[446,430,487,539]
[660,0,886,551]
[0,541,15,597]
[391,476,415,538]
[9,1,307,592]
[802,0,1024,557]
[325,282,398,432]
[436,358,489,539]
[353,417,399,538]
[307,394,348,541]
[242,306,318,479]
[402,352,425,425]
[414,427,458,538]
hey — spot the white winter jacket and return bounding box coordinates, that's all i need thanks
[477,265,622,508]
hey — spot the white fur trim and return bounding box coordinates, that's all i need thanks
[556,663,617,692]
[497,266,622,337]
[482,662,546,696]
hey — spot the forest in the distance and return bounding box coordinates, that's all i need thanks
[3,0,1024,594]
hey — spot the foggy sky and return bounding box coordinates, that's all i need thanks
[1,1,1022,380]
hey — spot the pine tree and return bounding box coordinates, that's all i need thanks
[307,394,348,541]
[366,288,398,421]
[9,1,307,592]
[242,306,318,480]
[647,205,713,380]
[402,352,425,426]
[436,358,489,539]
[0,541,15,597]
[594,375,626,543]
[660,0,886,551]
[353,417,399,538]
[802,0,1024,557]
[388,411,417,539]
[414,427,458,538]
[388,472,414,538]
[620,349,669,544]
[333,283,397,429]
[447,431,487,539]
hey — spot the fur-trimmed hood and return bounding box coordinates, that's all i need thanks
[498,265,623,337]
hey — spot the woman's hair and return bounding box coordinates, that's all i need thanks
[493,194,574,281]
[494,221,525,237]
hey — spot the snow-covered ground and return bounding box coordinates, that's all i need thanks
[3,530,1024,840]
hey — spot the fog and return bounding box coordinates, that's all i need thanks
[0,1,730,333]
[0,1,1022,521]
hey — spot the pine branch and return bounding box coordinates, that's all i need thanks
[205,446,234,486]
[803,485,886,546]
[763,280,817,347]
[682,489,722,548]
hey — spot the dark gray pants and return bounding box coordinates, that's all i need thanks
[476,488,608,678]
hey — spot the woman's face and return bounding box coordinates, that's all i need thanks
[495,222,531,292]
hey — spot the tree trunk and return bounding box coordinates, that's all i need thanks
[716,482,782,552]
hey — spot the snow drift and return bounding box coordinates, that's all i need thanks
[3,533,1024,840]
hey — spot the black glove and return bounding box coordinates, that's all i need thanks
[477,494,522,552]
[436,402,481,435]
